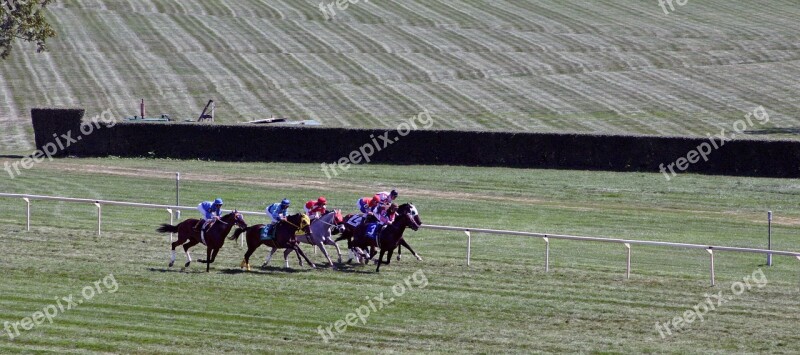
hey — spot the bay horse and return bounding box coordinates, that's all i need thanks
[294,210,344,268]
[156,210,247,272]
[334,213,376,263]
[372,203,422,272]
[230,213,315,270]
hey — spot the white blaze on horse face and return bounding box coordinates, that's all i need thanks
[409,205,419,216]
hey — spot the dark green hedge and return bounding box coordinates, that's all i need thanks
[31,108,85,156]
[31,108,800,178]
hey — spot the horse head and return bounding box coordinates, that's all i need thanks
[221,210,247,229]
[290,213,312,234]
[397,203,421,231]
[334,209,343,224]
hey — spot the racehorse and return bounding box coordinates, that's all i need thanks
[294,210,344,268]
[156,211,248,272]
[230,213,315,270]
[336,205,423,265]
[371,203,422,272]
[334,213,376,264]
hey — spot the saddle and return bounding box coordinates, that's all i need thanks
[346,215,364,228]
[260,224,278,242]
[365,223,386,241]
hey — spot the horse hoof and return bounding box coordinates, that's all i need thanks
[185,262,191,268]
[415,255,423,261]
[240,260,246,269]
[347,259,353,264]
[168,261,174,267]
[397,255,401,261]
[246,264,252,272]
[261,263,269,269]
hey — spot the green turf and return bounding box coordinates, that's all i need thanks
[0,157,799,353]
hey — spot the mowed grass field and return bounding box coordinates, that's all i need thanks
[1,157,800,353]
[3,0,800,152]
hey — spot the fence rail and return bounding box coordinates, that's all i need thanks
[2,192,798,285]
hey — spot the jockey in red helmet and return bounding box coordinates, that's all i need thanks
[304,196,328,219]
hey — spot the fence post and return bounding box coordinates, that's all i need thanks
[166,209,173,244]
[543,236,550,272]
[23,197,30,231]
[95,202,102,236]
[465,230,471,266]
[625,243,631,279]
[707,248,715,287]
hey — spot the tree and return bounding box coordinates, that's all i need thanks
[0,0,56,59]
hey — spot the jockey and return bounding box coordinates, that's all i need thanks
[375,189,398,208]
[366,203,398,240]
[357,196,381,216]
[196,198,223,231]
[195,198,223,244]
[304,196,327,219]
[265,198,291,234]
[376,203,398,225]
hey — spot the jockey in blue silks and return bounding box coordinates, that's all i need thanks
[264,199,291,236]
[195,198,223,244]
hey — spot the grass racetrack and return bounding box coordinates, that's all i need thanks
[1,157,800,353]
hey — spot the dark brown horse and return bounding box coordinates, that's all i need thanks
[337,204,423,266]
[156,211,248,272]
[375,203,422,271]
[334,213,377,264]
[230,213,315,270]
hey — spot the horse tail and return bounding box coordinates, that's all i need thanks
[229,226,251,241]
[156,224,179,234]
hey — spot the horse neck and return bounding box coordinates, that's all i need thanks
[217,215,236,235]
[388,218,409,239]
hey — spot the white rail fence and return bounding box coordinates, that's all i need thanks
[2,192,799,286]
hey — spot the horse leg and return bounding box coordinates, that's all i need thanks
[263,247,277,268]
[353,247,364,264]
[295,246,316,269]
[295,249,304,267]
[205,247,211,273]
[210,248,220,264]
[243,243,258,271]
[397,245,402,261]
[326,238,343,264]
[182,240,199,269]
[169,233,188,267]
[385,247,395,266]
[282,248,292,268]
[376,249,387,272]
[318,241,335,268]
[400,239,422,261]
[368,247,378,263]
